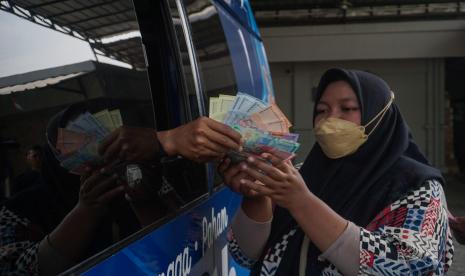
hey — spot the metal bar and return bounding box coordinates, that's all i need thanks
[0,0,13,12]
[66,8,133,25]
[350,0,458,7]
[81,19,134,32]
[256,12,465,26]
[251,2,339,11]
[250,0,461,10]
[87,27,136,38]
[92,41,138,52]
[93,43,140,53]
[87,38,99,61]
[93,45,132,64]
[175,0,206,116]
[25,0,71,9]
[2,2,87,38]
[48,0,120,18]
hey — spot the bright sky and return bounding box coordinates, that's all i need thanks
[0,11,131,78]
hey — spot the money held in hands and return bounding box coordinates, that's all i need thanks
[209,92,300,162]
[54,109,124,175]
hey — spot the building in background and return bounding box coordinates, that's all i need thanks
[250,1,465,173]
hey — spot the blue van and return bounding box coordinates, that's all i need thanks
[64,0,274,275]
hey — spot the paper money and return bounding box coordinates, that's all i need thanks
[56,128,95,156]
[55,108,124,175]
[276,133,300,142]
[224,111,249,126]
[67,112,108,139]
[218,94,235,112]
[66,121,86,133]
[93,109,116,132]
[211,112,227,122]
[209,95,235,122]
[209,97,220,117]
[227,151,248,163]
[209,92,300,161]
[110,109,123,128]
[231,92,267,114]
[249,104,291,133]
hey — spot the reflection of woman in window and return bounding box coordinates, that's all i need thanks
[0,98,242,275]
[220,68,454,275]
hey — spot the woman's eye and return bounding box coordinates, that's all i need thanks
[342,107,359,112]
[316,109,326,114]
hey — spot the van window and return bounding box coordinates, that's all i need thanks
[0,1,205,266]
[135,0,209,206]
[183,0,239,111]
[173,0,273,188]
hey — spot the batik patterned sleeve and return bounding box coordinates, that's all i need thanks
[358,179,454,275]
[0,206,40,276]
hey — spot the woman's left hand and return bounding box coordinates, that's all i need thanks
[239,153,312,212]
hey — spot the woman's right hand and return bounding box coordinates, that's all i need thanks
[77,167,125,218]
[218,158,260,198]
[219,157,272,222]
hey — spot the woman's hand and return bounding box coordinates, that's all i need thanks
[238,153,312,213]
[218,157,259,198]
[218,157,273,223]
[77,167,125,218]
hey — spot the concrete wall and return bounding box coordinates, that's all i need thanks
[270,60,446,170]
[261,20,465,62]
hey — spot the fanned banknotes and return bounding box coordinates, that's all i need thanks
[53,109,123,175]
[209,92,300,162]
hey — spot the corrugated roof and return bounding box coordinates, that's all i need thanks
[9,0,138,39]
[92,37,146,70]
[0,72,86,95]
[0,60,95,95]
[1,0,144,69]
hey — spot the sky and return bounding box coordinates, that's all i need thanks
[0,11,129,78]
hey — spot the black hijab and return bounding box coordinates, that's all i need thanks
[251,68,444,275]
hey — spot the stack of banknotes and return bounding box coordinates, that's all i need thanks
[53,109,123,175]
[209,93,300,162]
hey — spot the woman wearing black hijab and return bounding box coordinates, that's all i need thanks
[219,68,454,275]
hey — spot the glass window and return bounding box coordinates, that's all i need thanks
[183,0,238,107]
[176,0,275,188]
[0,1,204,272]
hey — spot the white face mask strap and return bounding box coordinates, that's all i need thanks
[365,91,395,136]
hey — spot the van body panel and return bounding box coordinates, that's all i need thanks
[81,188,249,275]
[213,0,275,102]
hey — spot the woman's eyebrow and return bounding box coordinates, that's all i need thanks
[316,101,329,107]
[339,97,359,103]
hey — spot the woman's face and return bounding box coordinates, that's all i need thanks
[314,80,361,126]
